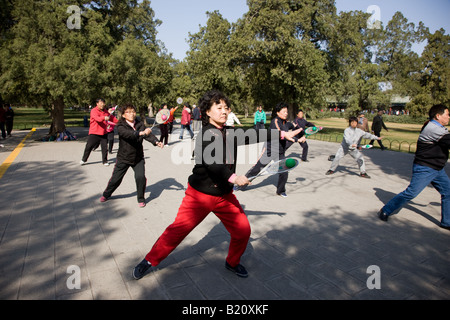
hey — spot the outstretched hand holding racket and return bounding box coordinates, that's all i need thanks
[235,158,300,190]
[304,126,323,137]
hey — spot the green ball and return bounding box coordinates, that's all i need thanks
[313,127,317,131]
[285,158,296,168]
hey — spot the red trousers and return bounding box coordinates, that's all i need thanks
[145,184,251,267]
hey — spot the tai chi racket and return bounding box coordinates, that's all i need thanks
[361,144,373,149]
[235,158,300,190]
[304,126,323,137]
[151,109,171,128]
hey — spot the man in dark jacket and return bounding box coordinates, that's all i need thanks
[370,110,388,150]
[378,104,450,230]
[101,104,163,207]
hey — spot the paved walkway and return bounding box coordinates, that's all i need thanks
[0,126,449,301]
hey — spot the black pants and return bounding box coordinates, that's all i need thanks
[299,141,309,161]
[370,130,385,149]
[6,120,13,136]
[103,159,147,203]
[159,123,169,145]
[82,134,108,164]
[107,131,115,153]
[245,152,288,195]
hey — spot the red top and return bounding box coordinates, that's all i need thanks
[89,107,118,135]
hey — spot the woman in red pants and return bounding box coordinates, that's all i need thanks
[133,90,299,279]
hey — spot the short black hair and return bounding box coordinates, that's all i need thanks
[349,116,358,125]
[198,90,230,126]
[272,102,289,119]
[429,104,448,120]
[96,98,105,105]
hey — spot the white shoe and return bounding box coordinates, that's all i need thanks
[80,160,86,166]
[103,162,110,166]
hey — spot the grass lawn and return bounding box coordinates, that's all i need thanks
[11,107,89,130]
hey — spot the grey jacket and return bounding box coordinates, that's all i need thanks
[342,127,379,150]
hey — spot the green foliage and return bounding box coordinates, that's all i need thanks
[0,0,449,133]
[408,29,450,116]
[0,0,169,134]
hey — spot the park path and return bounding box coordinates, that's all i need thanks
[0,126,448,301]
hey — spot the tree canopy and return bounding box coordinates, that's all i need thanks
[0,0,448,133]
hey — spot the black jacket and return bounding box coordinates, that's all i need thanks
[268,116,301,156]
[371,115,388,132]
[189,124,280,196]
[293,117,314,131]
[116,119,158,165]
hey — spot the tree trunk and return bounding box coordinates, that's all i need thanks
[49,97,65,135]
[136,105,147,126]
[288,103,296,121]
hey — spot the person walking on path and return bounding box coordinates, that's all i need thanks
[132,91,301,280]
[378,104,450,231]
[370,110,388,150]
[101,104,163,208]
[179,102,194,140]
[326,117,382,179]
[254,105,266,130]
[80,98,118,166]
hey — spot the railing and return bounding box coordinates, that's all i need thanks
[308,133,417,154]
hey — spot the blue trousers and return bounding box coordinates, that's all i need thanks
[383,164,450,227]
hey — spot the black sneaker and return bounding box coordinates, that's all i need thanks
[326,170,334,175]
[378,209,389,222]
[133,259,152,280]
[225,262,248,278]
[360,173,371,179]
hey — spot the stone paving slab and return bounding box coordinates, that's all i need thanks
[0,126,449,301]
